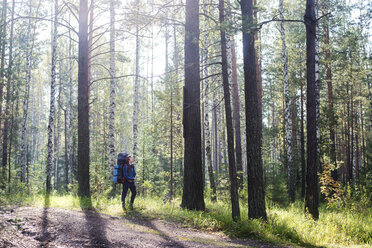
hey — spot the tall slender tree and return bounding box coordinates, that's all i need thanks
[108,0,116,178]
[279,0,295,203]
[181,0,205,211]
[77,0,90,198]
[133,0,140,161]
[2,0,14,186]
[304,0,319,220]
[323,3,337,181]
[219,0,240,221]
[240,0,267,220]
[0,0,7,146]
[231,36,243,189]
[46,0,58,193]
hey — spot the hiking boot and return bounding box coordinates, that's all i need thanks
[122,203,126,210]
[129,203,134,210]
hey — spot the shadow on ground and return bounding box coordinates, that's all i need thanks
[79,197,116,247]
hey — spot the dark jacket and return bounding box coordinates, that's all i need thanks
[123,163,136,180]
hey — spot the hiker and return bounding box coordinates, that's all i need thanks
[122,155,137,210]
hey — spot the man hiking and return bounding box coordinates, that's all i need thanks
[122,155,137,210]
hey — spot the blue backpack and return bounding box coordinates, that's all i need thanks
[113,153,128,184]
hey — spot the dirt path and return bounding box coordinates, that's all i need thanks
[0,206,289,248]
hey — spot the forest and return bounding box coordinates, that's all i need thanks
[0,0,371,247]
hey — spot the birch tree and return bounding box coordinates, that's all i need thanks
[279,0,295,203]
[133,1,140,161]
[46,0,58,193]
[108,0,116,177]
[202,0,217,202]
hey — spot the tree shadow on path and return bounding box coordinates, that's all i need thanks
[122,209,187,248]
[80,197,120,248]
[37,194,51,247]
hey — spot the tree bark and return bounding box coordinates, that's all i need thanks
[202,2,217,202]
[300,75,306,199]
[219,0,240,221]
[323,9,337,181]
[46,0,58,194]
[78,0,90,198]
[0,0,7,146]
[231,36,243,189]
[181,0,205,211]
[279,0,295,203]
[240,0,267,220]
[108,0,116,178]
[21,0,35,184]
[2,0,14,187]
[304,0,319,220]
[133,1,140,161]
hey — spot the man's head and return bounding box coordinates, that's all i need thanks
[128,156,134,164]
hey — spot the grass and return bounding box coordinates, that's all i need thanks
[1,192,371,248]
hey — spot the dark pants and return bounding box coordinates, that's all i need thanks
[122,180,136,205]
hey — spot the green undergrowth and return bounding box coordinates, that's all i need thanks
[1,192,371,248]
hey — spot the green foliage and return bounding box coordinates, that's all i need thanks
[319,157,343,206]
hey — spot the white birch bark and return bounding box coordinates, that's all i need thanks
[46,0,58,193]
[315,2,320,163]
[280,0,294,201]
[202,1,216,201]
[108,0,116,175]
[133,1,140,161]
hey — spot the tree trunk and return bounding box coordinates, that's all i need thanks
[231,36,243,189]
[181,0,205,211]
[108,0,116,178]
[21,0,34,184]
[46,0,58,194]
[78,0,90,198]
[279,0,295,203]
[0,0,7,146]
[202,2,217,202]
[304,0,319,220]
[219,0,240,221]
[133,1,140,161]
[240,0,267,220]
[2,0,14,187]
[212,92,218,179]
[300,75,306,199]
[323,9,337,181]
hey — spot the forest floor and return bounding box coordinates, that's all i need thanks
[0,206,291,248]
